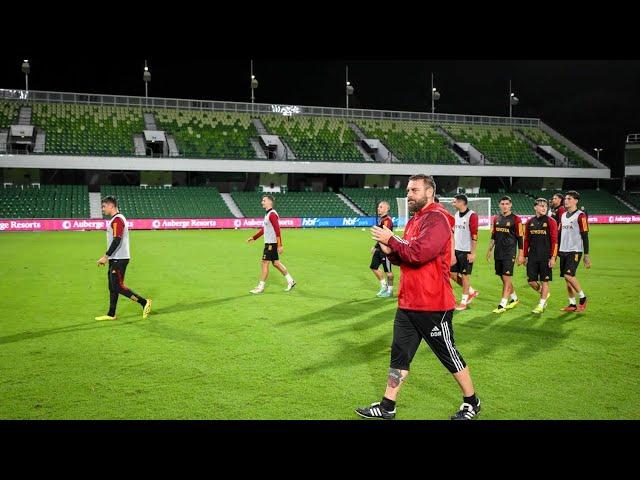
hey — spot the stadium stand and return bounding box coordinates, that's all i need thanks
[30,103,143,156]
[99,186,234,218]
[523,189,635,214]
[153,109,258,159]
[231,191,356,217]
[0,184,89,218]
[356,119,460,164]
[340,188,406,217]
[0,96,603,169]
[0,101,20,127]
[262,115,363,162]
[440,124,546,166]
[625,192,640,209]
[518,127,592,168]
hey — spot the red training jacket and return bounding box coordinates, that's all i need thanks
[387,202,456,312]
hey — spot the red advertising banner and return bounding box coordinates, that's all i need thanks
[1,215,638,232]
[0,217,302,232]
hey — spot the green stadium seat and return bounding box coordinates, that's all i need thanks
[99,185,234,218]
[356,120,459,164]
[525,189,635,215]
[261,115,363,162]
[441,124,546,166]
[340,188,406,217]
[231,191,356,218]
[0,184,89,219]
[518,128,592,168]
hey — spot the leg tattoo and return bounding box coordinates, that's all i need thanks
[387,368,405,389]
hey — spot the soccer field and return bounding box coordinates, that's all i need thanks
[1,226,639,420]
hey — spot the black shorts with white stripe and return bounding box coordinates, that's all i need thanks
[390,308,466,374]
[370,248,391,273]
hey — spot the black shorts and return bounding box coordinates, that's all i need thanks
[450,250,473,275]
[527,258,553,282]
[108,258,129,290]
[390,309,467,374]
[370,249,391,273]
[262,243,279,262]
[494,257,515,276]
[559,252,582,277]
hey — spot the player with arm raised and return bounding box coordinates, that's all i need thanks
[247,194,296,294]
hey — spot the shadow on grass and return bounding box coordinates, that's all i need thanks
[276,297,392,327]
[323,305,397,336]
[291,303,398,375]
[0,318,139,345]
[457,308,580,360]
[295,330,391,375]
[0,295,250,346]
[150,295,249,316]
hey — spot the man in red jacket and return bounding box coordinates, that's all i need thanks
[355,174,481,420]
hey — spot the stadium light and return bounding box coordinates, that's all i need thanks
[593,147,603,161]
[345,65,354,110]
[509,80,519,119]
[143,60,151,98]
[431,73,440,114]
[250,59,258,104]
[21,59,30,92]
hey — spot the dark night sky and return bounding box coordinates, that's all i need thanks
[1,58,638,177]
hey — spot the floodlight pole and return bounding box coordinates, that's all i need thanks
[251,59,255,104]
[143,60,151,100]
[21,60,30,93]
[509,79,512,119]
[431,72,434,114]
[346,65,349,110]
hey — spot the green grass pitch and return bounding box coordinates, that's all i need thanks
[1,225,639,419]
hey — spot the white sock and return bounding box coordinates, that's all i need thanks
[578,290,586,299]
[380,280,387,288]
[510,293,518,301]
[285,273,294,283]
[387,285,393,292]
[500,298,508,308]
[461,294,469,304]
[469,287,475,295]
[539,298,547,307]
[258,281,265,288]
[569,297,576,305]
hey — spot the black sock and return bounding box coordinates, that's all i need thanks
[380,397,396,411]
[108,290,118,317]
[121,290,147,307]
[464,394,478,407]
[579,296,587,305]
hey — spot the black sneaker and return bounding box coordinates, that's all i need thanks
[450,400,481,420]
[355,402,396,419]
